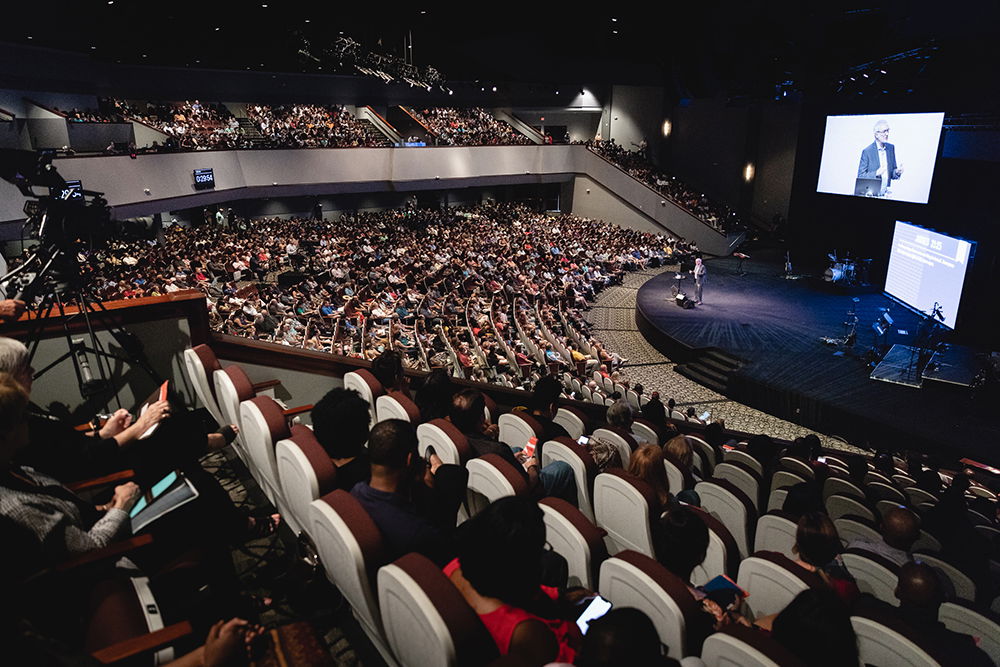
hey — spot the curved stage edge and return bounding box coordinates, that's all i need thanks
[634,258,999,464]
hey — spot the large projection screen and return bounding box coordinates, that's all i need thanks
[816,112,945,204]
[884,221,974,329]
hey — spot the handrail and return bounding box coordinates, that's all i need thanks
[0,106,16,120]
[25,98,69,119]
[363,105,402,143]
[584,147,728,239]
[398,105,437,137]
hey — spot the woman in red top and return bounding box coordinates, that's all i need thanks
[444,497,583,666]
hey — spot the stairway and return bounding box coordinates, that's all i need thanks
[237,118,264,146]
[674,349,741,394]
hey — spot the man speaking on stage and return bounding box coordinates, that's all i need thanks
[692,257,706,305]
[858,119,904,196]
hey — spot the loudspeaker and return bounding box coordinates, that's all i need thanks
[675,294,695,309]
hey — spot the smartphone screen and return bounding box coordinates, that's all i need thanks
[576,595,613,634]
[577,435,591,446]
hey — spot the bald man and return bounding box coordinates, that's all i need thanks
[847,506,920,566]
[894,562,991,666]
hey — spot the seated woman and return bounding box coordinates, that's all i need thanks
[628,444,672,509]
[790,512,859,605]
[652,507,749,648]
[445,497,583,666]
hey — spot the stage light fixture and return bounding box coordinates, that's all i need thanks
[743,163,755,182]
[662,119,672,137]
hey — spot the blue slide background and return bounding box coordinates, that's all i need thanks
[884,221,973,329]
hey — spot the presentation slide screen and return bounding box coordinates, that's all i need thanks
[884,221,974,329]
[816,112,944,204]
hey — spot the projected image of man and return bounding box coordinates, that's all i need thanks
[858,120,904,196]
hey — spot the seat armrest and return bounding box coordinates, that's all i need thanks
[91,621,193,664]
[66,470,136,493]
[252,379,282,392]
[54,534,154,573]
[282,404,313,418]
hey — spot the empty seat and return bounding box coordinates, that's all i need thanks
[599,550,711,658]
[842,548,900,606]
[714,462,762,511]
[497,411,543,450]
[696,479,757,559]
[344,369,385,427]
[182,344,224,426]
[701,625,805,667]
[737,551,824,620]
[592,427,638,466]
[594,470,659,556]
[375,391,420,423]
[825,493,876,522]
[377,553,498,667]
[239,395,292,508]
[914,552,976,601]
[852,605,945,667]
[416,419,473,466]
[308,490,395,665]
[754,511,799,560]
[939,600,1000,664]
[553,405,589,440]
[540,436,599,522]
[466,453,528,516]
[539,497,609,589]
[275,424,337,536]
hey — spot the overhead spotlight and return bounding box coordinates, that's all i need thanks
[492,86,497,92]
[661,119,672,137]
[305,19,310,22]
[880,69,886,74]
[743,162,755,183]
[611,17,617,21]
[555,90,559,95]
[448,89,453,95]
[215,27,221,31]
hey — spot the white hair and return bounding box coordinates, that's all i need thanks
[0,337,29,375]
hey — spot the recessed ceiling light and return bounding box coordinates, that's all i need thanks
[90,45,96,49]
[305,19,310,22]
[26,36,32,39]
[611,17,617,21]
[215,27,221,31]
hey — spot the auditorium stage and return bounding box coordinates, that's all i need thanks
[635,255,999,464]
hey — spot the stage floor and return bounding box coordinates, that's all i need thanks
[635,256,999,464]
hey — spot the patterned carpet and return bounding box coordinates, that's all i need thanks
[589,266,865,454]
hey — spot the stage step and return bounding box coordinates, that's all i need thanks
[674,348,741,394]
[674,363,728,394]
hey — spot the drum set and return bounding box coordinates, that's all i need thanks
[823,253,871,286]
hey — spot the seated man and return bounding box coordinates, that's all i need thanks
[310,387,371,492]
[891,561,991,666]
[351,419,467,566]
[847,506,920,567]
[449,388,574,502]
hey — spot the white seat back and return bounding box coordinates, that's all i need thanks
[539,498,608,589]
[723,449,763,475]
[239,396,290,506]
[753,512,798,560]
[696,480,755,559]
[915,552,976,601]
[497,412,541,450]
[213,365,256,459]
[823,476,866,501]
[826,494,876,522]
[541,437,598,522]
[736,553,816,620]
[276,424,336,537]
[466,454,526,516]
[701,627,799,667]
[553,407,586,440]
[416,419,470,467]
[852,615,940,667]
[598,551,701,659]
[940,601,1000,664]
[714,462,760,511]
[594,471,656,557]
[770,470,807,499]
[308,490,396,665]
[182,345,223,424]
[375,392,419,423]
[344,369,384,427]
[766,488,788,513]
[833,517,882,546]
[842,549,900,606]
[592,427,636,467]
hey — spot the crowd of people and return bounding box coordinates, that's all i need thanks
[409,107,533,146]
[586,139,742,234]
[245,104,391,148]
[111,98,248,150]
